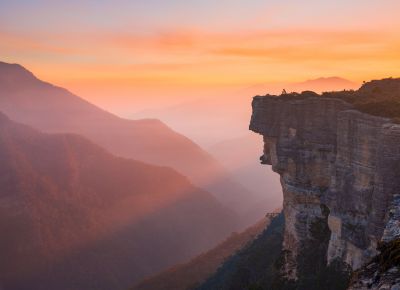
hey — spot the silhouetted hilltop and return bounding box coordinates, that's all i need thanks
[289,77,358,92]
[0,111,238,290]
[0,61,42,86]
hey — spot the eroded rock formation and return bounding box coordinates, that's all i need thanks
[250,91,400,287]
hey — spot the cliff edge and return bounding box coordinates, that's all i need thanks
[250,79,400,289]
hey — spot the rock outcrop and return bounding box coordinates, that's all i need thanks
[250,88,400,287]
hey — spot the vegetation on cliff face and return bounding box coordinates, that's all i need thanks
[271,205,351,290]
[261,78,400,121]
[196,206,351,290]
[323,78,400,121]
[291,205,351,290]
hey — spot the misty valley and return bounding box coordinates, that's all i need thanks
[2,61,400,290]
[1,1,400,289]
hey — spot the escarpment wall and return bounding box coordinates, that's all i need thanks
[250,96,400,279]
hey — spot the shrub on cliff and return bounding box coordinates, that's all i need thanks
[276,78,400,120]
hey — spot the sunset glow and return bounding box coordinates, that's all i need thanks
[1,0,400,113]
[2,2,400,289]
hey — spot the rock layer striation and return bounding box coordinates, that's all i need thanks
[250,95,400,284]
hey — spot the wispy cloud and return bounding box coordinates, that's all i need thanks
[1,20,399,91]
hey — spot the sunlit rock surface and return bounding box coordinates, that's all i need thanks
[250,93,400,286]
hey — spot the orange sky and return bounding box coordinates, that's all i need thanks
[1,0,400,114]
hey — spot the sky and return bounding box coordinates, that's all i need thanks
[1,0,400,114]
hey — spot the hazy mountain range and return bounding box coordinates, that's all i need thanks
[0,111,239,290]
[0,61,267,226]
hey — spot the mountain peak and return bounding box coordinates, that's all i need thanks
[0,61,40,85]
[308,76,348,81]
[299,76,357,86]
[0,61,24,68]
[291,76,359,93]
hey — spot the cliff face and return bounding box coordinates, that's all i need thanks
[348,195,400,290]
[250,95,400,284]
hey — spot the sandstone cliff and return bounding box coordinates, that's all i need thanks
[250,81,400,289]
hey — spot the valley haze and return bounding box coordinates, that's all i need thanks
[1,1,400,290]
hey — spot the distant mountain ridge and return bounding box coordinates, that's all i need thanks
[244,76,359,97]
[0,61,261,224]
[294,76,358,88]
[0,110,238,290]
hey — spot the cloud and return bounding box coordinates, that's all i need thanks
[1,27,399,88]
